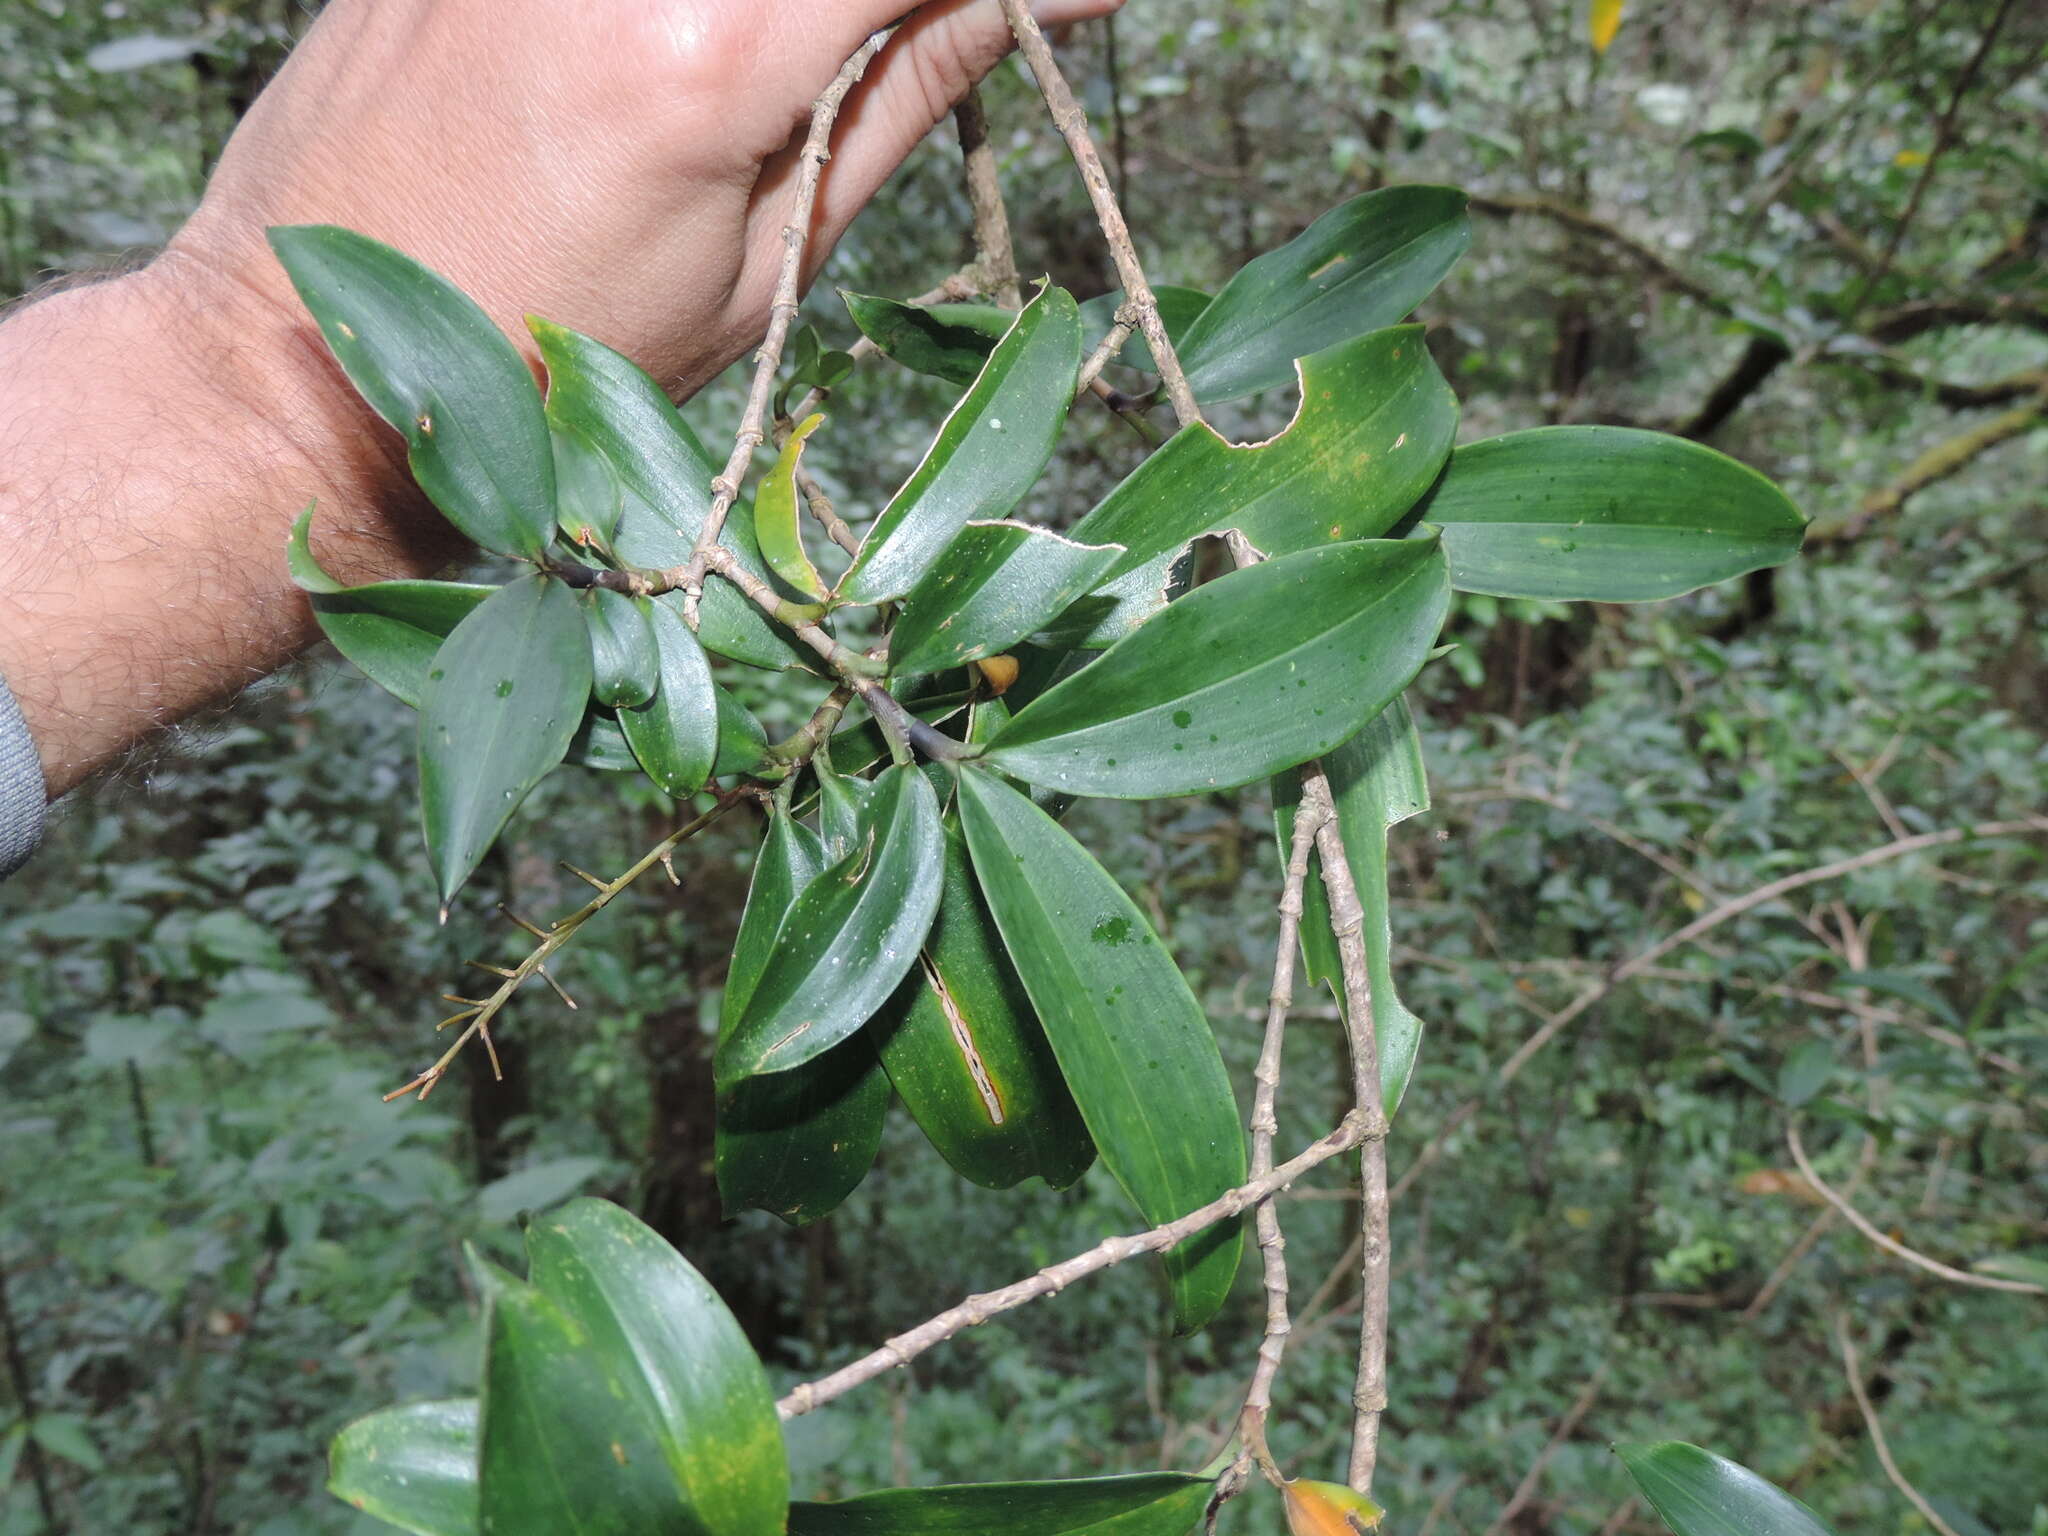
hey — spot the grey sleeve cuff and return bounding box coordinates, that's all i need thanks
[0,668,47,879]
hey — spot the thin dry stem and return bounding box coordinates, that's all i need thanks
[1307,775,1393,1494]
[955,87,1023,308]
[678,32,890,622]
[1832,1313,1967,1536]
[778,1110,1376,1420]
[1786,1124,2046,1296]
[996,0,1202,428]
[1077,310,1138,394]
[1235,796,1330,1483]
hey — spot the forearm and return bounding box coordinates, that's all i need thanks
[0,256,451,795]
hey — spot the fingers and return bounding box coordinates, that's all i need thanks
[804,0,1125,257]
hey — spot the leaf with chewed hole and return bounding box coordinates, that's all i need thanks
[890,522,1124,678]
[839,285,1082,605]
[1051,326,1457,647]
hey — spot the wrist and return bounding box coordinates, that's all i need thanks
[132,247,461,587]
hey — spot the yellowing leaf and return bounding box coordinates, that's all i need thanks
[1283,1479,1385,1536]
[1589,0,1623,55]
[756,413,830,601]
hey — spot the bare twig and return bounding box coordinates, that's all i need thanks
[1236,797,1331,1482]
[793,464,861,557]
[1831,1313,1967,1536]
[1818,386,2047,540]
[1309,776,1394,1494]
[778,1110,1376,1420]
[678,32,891,623]
[997,0,1202,428]
[955,87,1023,309]
[1786,1124,2046,1296]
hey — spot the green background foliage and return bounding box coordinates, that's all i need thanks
[3,0,2045,1531]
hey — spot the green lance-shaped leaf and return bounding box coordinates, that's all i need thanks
[790,1473,1214,1536]
[1411,426,1806,600]
[583,588,659,708]
[522,1201,789,1536]
[1272,695,1430,1116]
[418,576,591,907]
[553,424,625,551]
[329,1399,479,1536]
[1056,326,1458,647]
[718,812,888,1224]
[1176,185,1471,403]
[955,768,1245,1333]
[471,1260,684,1535]
[529,317,809,670]
[814,747,875,862]
[1077,286,1216,376]
[871,812,1094,1191]
[570,686,768,778]
[1615,1443,1837,1536]
[839,284,1084,605]
[619,598,719,797]
[985,538,1450,800]
[713,689,772,779]
[841,293,1018,388]
[269,226,555,561]
[890,522,1125,677]
[291,506,495,707]
[755,413,832,601]
[717,765,945,1085]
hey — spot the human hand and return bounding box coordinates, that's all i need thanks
[169,0,1124,399]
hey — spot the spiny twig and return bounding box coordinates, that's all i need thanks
[385,794,747,1101]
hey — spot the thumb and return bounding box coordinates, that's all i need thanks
[807,0,1126,259]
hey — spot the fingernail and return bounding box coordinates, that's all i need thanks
[1031,0,1122,23]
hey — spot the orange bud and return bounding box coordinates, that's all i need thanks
[1283,1479,1385,1536]
[976,655,1021,695]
